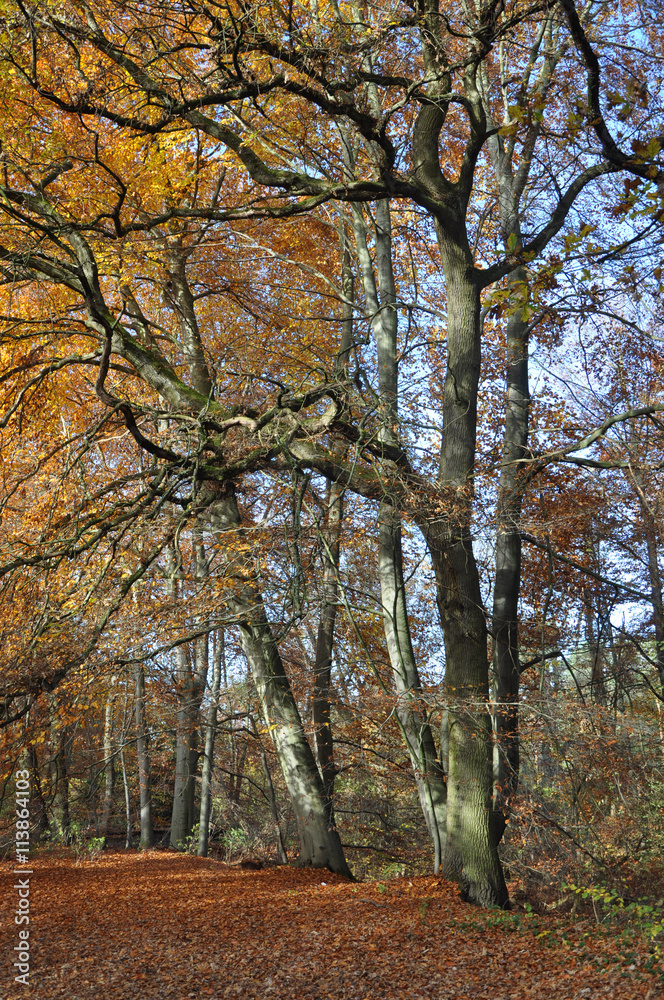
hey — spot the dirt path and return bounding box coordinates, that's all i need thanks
[0,853,660,999]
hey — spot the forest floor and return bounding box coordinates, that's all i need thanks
[1,851,662,1000]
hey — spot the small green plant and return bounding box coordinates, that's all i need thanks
[85,836,106,860]
[70,824,106,863]
[221,827,251,862]
[380,862,408,878]
[483,909,522,932]
[179,824,201,854]
[565,883,664,969]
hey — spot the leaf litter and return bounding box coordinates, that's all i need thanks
[1,852,661,999]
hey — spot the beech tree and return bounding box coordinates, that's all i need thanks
[0,0,662,904]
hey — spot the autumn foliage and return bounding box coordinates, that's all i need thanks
[0,0,663,962]
[1,852,662,1000]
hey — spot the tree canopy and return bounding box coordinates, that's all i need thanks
[0,0,663,909]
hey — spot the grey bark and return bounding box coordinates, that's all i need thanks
[100,677,116,836]
[421,238,507,906]
[134,662,154,848]
[48,694,71,843]
[169,538,209,849]
[644,520,664,697]
[170,652,207,846]
[410,22,508,892]
[198,631,223,857]
[623,460,664,698]
[490,268,530,826]
[165,240,214,399]
[170,643,194,847]
[119,744,133,849]
[206,488,352,877]
[161,251,214,849]
[379,505,448,871]
[313,477,344,800]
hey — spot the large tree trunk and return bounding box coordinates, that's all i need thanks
[158,251,214,849]
[428,238,508,906]
[426,510,506,905]
[207,488,352,877]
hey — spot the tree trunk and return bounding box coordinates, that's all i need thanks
[427,239,508,906]
[313,477,344,800]
[207,488,352,877]
[491,269,530,827]
[119,744,133,849]
[629,466,664,698]
[169,538,209,850]
[134,662,154,848]
[170,643,203,848]
[100,677,116,836]
[228,733,247,806]
[48,694,71,843]
[198,631,223,857]
[645,523,664,697]
[312,224,353,801]
[27,745,50,841]
[426,516,506,905]
[378,504,447,872]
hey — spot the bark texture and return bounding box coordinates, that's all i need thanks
[426,239,507,906]
[100,679,116,836]
[135,662,154,849]
[208,489,352,877]
[198,633,223,857]
[312,477,344,800]
[491,273,530,822]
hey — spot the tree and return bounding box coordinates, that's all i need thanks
[0,0,662,903]
[198,631,224,857]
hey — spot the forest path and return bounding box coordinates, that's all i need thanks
[0,853,659,999]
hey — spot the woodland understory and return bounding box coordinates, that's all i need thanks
[1,0,664,962]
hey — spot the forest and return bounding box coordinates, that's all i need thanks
[0,0,663,991]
